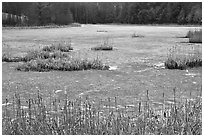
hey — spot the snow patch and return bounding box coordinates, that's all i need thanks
[126,104,135,107]
[134,68,153,73]
[55,90,63,93]
[192,81,197,84]
[79,89,100,96]
[2,102,12,106]
[109,66,118,70]
[21,106,29,109]
[185,73,200,77]
[154,62,165,69]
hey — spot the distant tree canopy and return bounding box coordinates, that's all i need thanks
[2,2,202,26]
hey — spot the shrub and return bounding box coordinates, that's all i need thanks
[185,30,194,38]
[71,22,81,27]
[185,29,202,43]
[188,29,202,43]
[165,45,202,70]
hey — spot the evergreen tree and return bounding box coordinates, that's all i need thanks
[2,2,202,26]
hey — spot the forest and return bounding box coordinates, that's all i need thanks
[2,2,202,26]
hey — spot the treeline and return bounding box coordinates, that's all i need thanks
[2,2,202,26]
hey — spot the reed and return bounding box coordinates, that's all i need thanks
[2,88,202,135]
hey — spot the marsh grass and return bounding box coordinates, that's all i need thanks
[16,57,109,72]
[91,37,113,51]
[15,52,109,72]
[2,88,202,135]
[42,41,73,52]
[2,41,109,71]
[165,45,202,70]
[2,50,70,62]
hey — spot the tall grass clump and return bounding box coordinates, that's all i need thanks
[42,41,73,52]
[186,29,202,43]
[2,88,202,135]
[91,37,113,51]
[16,57,109,72]
[165,45,202,70]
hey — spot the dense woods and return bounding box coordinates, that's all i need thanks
[2,2,202,26]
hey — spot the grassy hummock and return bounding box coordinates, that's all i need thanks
[42,42,73,52]
[165,45,202,70]
[16,58,109,72]
[165,58,202,70]
[91,38,113,51]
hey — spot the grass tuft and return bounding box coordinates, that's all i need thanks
[42,42,73,52]
[165,45,202,70]
[91,37,113,51]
